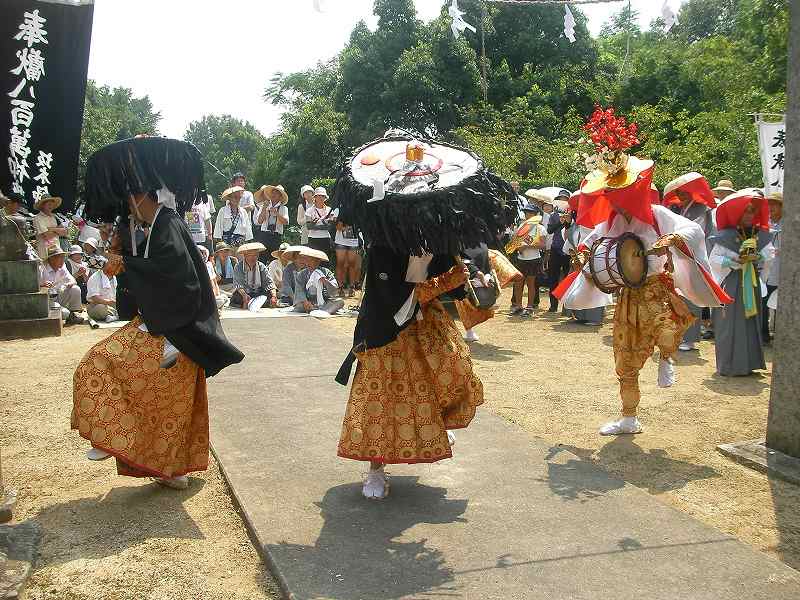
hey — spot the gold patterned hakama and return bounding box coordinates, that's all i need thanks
[338,299,484,464]
[613,274,693,417]
[72,318,210,478]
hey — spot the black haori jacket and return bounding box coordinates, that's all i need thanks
[335,246,465,385]
[116,207,244,377]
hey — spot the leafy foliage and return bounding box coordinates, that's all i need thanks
[184,115,267,206]
[78,80,160,196]
[79,0,789,201]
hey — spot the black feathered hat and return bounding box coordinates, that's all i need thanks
[332,134,516,256]
[83,136,206,223]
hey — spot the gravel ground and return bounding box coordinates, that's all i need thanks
[324,287,800,571]
[3,287,796,599]
[0,326,281,600]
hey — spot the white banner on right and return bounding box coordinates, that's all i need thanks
[757,118,786,195]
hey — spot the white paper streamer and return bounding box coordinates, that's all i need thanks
[564,5,576,43]
[661,0,677,31]
[449,0,476,39]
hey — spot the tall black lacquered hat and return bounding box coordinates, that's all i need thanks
[83,136,206,223]
[332,133,516,256]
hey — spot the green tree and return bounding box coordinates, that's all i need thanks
[79,80,160,193]
[183,114,267,204]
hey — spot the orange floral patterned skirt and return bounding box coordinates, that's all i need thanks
[337,300,484,464]
[71,318,209,478]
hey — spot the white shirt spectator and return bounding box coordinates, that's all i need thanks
[256,202,290,234]
[187,201,212,243]
[518,224,547,260]
[305,206,338,239]
[214,204,253,241]
[87,271,117,303]
[239,190,256,213]
[267,258,283,289]
[39,262,76,291]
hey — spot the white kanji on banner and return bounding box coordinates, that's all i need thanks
[757,119,786,195]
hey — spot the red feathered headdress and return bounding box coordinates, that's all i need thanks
[577,106,655,228]
[714,190,770,231]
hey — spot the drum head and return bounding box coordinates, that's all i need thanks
[617,234,648,288]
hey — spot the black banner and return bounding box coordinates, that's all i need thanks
[0,0,94,213]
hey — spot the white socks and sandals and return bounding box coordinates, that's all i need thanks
[599,357,675,436]
[85,449,188,490]
[362,431,457,500]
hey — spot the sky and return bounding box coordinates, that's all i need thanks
[87,0,685,139]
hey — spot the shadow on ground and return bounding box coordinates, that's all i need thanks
[703,372,770,396]
[266,477,467,600]
[468,343,522,363]
[545,437,720,496]
[30,479,205,567]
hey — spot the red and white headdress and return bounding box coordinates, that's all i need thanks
[663,172,716,209]
[577,106,654,228]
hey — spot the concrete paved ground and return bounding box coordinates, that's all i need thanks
[209,318,800,600]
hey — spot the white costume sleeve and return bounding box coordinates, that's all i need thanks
[561,221,613,310]
[653,205,728,307]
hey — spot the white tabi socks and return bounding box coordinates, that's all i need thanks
[599,417,643,436]
[658,357,676,388]
[362,466,389,500]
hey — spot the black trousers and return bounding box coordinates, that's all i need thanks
[547,251,571,310]
[762,284,777,340]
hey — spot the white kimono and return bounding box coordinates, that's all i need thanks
[561,205,727,310]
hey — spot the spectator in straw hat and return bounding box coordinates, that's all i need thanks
[254,184,290,261]
[278,245,306,306]
[39,246,85,324]
[712,180,736,201]
[267,242,291,292]
[230,242,277,310]
[214,186,253,248]
[294,247,344,317]
[33,195,67,259]
[213,241,238,292]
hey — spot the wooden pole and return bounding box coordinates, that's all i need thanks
[765,0,800,457]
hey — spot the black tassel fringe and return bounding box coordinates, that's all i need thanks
[83,137,206,223]
[332,135,517,255]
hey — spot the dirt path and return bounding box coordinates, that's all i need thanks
[0,326,280,600]
[324,288,800,571]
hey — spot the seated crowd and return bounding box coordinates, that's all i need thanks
[0,173,359,327]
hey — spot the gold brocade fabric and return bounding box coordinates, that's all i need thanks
[488,249,523,289]
[71,318,209,478]
[338,300,484,464]
[613,274,693,417]
[455,299,494,331]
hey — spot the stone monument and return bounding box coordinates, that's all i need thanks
[0,211,62,340]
